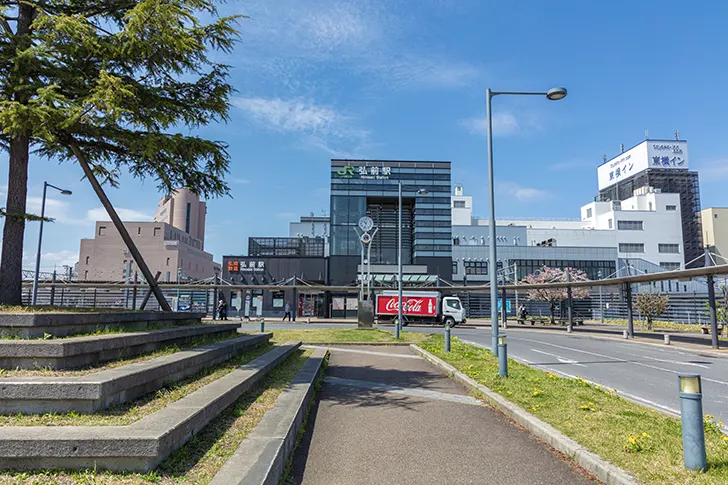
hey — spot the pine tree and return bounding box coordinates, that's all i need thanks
[0,0,239,304]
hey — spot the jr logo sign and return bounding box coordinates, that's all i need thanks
[336,165,354,178]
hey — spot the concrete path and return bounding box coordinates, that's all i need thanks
[289,345,597,485]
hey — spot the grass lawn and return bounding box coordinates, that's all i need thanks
[599,318,727,337]
[0,349,312,485]
[0,343,274,425]
[268,328,429,344]
[420,335,728,485]
[0,331,239,377]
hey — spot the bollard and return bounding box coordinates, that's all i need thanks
[444,324,451,352]
[664,334,671,345]
[395,318,401,340]
[623,330,629,339]
[306,317,310,325]
[567,326,572,334]
[678,374,707,471]
[498,334,508,377]
[259,318,265,333]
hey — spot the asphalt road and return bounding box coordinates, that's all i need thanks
[241,322,728,424]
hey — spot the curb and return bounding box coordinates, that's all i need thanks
[209,347,328,485]
[410,344,640,485]
[291,341,413,346]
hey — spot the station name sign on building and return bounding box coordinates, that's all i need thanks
[336,165,392,180]
[597,140,689,190]
[227,260,265,273]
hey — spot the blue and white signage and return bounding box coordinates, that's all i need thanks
[597,140,689,190]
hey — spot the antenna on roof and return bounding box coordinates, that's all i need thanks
[602,154,607,163]
[645,128,649,139]
[620,143,624,153]
[675,129,680,140]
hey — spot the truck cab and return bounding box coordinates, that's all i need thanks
[442,296,466,326]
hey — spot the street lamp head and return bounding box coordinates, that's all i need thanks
[546,87,567,101]
[60,190,72,195]
[417,188,429,195]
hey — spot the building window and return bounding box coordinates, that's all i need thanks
[618,243,645,253]
[84,270,88,280]
[85,256,89,265]
[617,220,643,230]
[586,208,592,218]
[660,262,681,271]
[608,218,613,229]
[648,202,653,211]
[452,261,458,275]
[154,227,161,237]
[137,227,141,235]
[166,257,170,266]
[166,271,171,282]
[98,225,106,236]
[463,261,487,275]
[658,243,680,254]
[185,202,191,234]
[666,205,677,211]
[453,200,466,209]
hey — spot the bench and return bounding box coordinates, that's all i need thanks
[700,325,724,335]
[517,318,584,326]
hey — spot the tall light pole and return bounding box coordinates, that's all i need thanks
[32,182,72,305]
[486,87,567,354]
[397,184,428,338]
[598,270,604,323]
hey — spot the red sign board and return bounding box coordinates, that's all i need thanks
[376,295,438,317]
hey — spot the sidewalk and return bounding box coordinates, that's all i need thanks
[289,345,597,485]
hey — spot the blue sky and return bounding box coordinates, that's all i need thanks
[3,0,728,271]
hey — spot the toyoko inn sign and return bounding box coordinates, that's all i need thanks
[597,140,689,190]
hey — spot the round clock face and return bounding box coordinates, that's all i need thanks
[358,216,374,232]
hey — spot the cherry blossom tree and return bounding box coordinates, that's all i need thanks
[523,266,590,324]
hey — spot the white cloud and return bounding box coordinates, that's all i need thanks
[25,196,86,226]
[365,56,482,89]
[460,113,524,137]
[233,97,371,156]
[500,182,550,201]
[86,207,153,222]
[234,178,252,184]
[549,160,591,171]
[23,249,79,271]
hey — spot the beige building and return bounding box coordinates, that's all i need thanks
[79,190,217,282]
[701,207,728,261]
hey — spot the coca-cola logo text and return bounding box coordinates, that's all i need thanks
[384,299,424,312]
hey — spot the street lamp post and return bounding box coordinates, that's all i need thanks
[598,270,604,323]
[32,182,72,305]
[397,184,428,338]
[486,87,567,355]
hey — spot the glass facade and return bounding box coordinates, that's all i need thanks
[511,259,616,281]
[330,160,452,262]
[249,237,325,257]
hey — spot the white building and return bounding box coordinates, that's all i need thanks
[456,186,684,271]
[451,184,473,226]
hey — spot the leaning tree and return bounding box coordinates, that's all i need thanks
[0,0,240,305]
[523,266,590,324]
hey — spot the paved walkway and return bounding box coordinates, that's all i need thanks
[289,345,597,485]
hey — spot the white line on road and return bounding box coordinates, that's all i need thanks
[324,376,482,406]
[620,351,710,369]
[302,345,423,360]
[510,336,728,387]
[529,349,586,367]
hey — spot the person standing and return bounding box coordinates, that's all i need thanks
[218,299,228,321]
[283,301,292,322]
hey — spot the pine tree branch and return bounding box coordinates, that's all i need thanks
[0,16,13,35]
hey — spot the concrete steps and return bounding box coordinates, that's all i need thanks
[0,333,272,414]
[0,341,302,472]
[0,323,240,370]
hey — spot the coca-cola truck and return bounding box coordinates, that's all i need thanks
[375,291,466,326]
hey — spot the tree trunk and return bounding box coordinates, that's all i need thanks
[647,317,653,331]
[0,135,31,305]
[549,301,555,324]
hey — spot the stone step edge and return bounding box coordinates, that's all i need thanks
[0,333,273,413]
[410,344,639,485]
[0,341,302,473]
[0,323,242,358]
[209,347,328,485]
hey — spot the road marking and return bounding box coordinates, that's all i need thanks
[302,345,423,359]
[510,336,728,388]
[620,351,710,369]
[324,376,482,406]
[530,349,586,367]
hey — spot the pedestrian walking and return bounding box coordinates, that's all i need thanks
[218,299,228,320]
[283,301,292,322]
[519,304,527,324]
